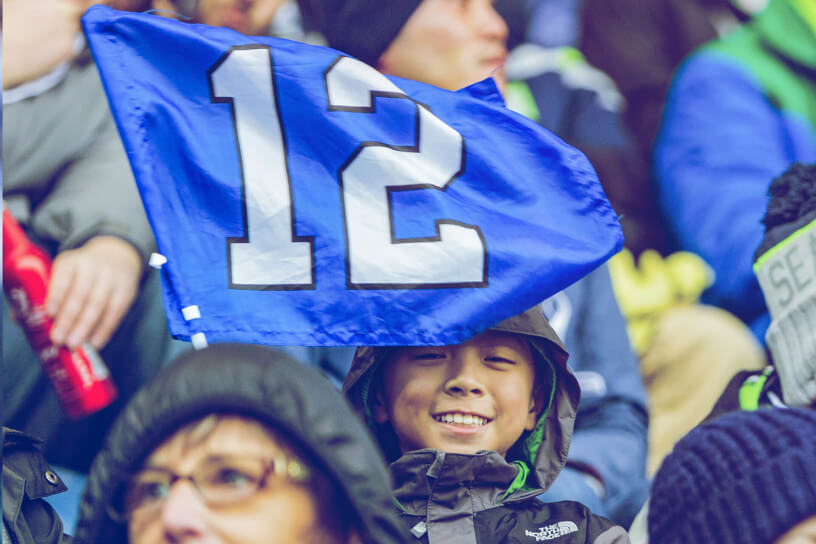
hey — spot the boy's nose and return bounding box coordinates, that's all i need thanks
[444,377,485,396]
[443,354,486,396]
[160,479,208,540]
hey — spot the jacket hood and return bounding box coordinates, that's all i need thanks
[73,343,409,544]
[342,306,581,496]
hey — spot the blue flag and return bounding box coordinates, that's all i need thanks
[82,6,623,346]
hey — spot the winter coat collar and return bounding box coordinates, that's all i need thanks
[391,449,542,519]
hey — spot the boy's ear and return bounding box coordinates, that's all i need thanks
[371,386,390,424]
[524,384,547,431]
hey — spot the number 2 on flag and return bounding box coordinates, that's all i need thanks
[209,46,487,290]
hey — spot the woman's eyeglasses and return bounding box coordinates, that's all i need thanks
[109,454,310,523]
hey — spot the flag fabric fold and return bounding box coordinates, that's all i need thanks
[82,5,623,346]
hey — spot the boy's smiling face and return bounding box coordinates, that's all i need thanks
[373,331,543,457]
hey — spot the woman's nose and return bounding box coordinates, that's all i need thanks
[159,479,209,541]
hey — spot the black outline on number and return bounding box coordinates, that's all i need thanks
[324,55,488,290]
[208,45,316,291]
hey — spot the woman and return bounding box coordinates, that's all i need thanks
[72,343,409,544]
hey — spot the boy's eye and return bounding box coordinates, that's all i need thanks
[410,352,446,363]
[485,356,517,366]
[415,353,444,360]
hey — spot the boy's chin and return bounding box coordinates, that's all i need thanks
[420,438,508,458]
[441,444,499,456]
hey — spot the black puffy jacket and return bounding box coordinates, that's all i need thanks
[2,428,70,544]
[72,343,409,544]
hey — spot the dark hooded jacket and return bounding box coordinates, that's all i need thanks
[2,428,71,544]
[71,343,409,544]
[343,308,629,543]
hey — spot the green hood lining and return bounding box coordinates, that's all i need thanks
[356,340,559,500]
[504,341,558,499]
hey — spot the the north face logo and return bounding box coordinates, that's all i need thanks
[525,521,579,541]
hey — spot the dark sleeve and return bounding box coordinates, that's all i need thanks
[560,266,649,526]
[2,429,70,544]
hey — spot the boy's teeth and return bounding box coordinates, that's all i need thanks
[435,413,487,426]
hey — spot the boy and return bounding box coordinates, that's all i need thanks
[343,307,629,543]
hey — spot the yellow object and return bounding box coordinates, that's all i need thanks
[608,249,713,354]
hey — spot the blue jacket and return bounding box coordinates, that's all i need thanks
[540,265,649,528]
[654,0,816,340]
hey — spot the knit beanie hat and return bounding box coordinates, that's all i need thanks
[297,0,422,67]
[753,162,816,406]
[648,407,816,544]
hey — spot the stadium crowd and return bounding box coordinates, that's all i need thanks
[2,0,815,543]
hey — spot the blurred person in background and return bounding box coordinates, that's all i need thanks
[648,408,816,544]
[706,162,816,418]
[628,162,816,543]
[72,343,408,544]
[3,0,187,530]
[580,0,768,175]
[652,0,816,341]
[150,0,288,35]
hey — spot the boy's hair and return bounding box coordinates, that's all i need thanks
[369,338,555,463]
[648,407,816,544]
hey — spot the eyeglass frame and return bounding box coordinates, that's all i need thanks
[107,452,311,524]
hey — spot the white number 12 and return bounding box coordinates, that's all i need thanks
[209,46,487,289]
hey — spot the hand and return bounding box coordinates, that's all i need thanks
[2,0,90,89]
[47,236,143,350]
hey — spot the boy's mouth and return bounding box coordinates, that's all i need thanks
[432,412,491,427]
